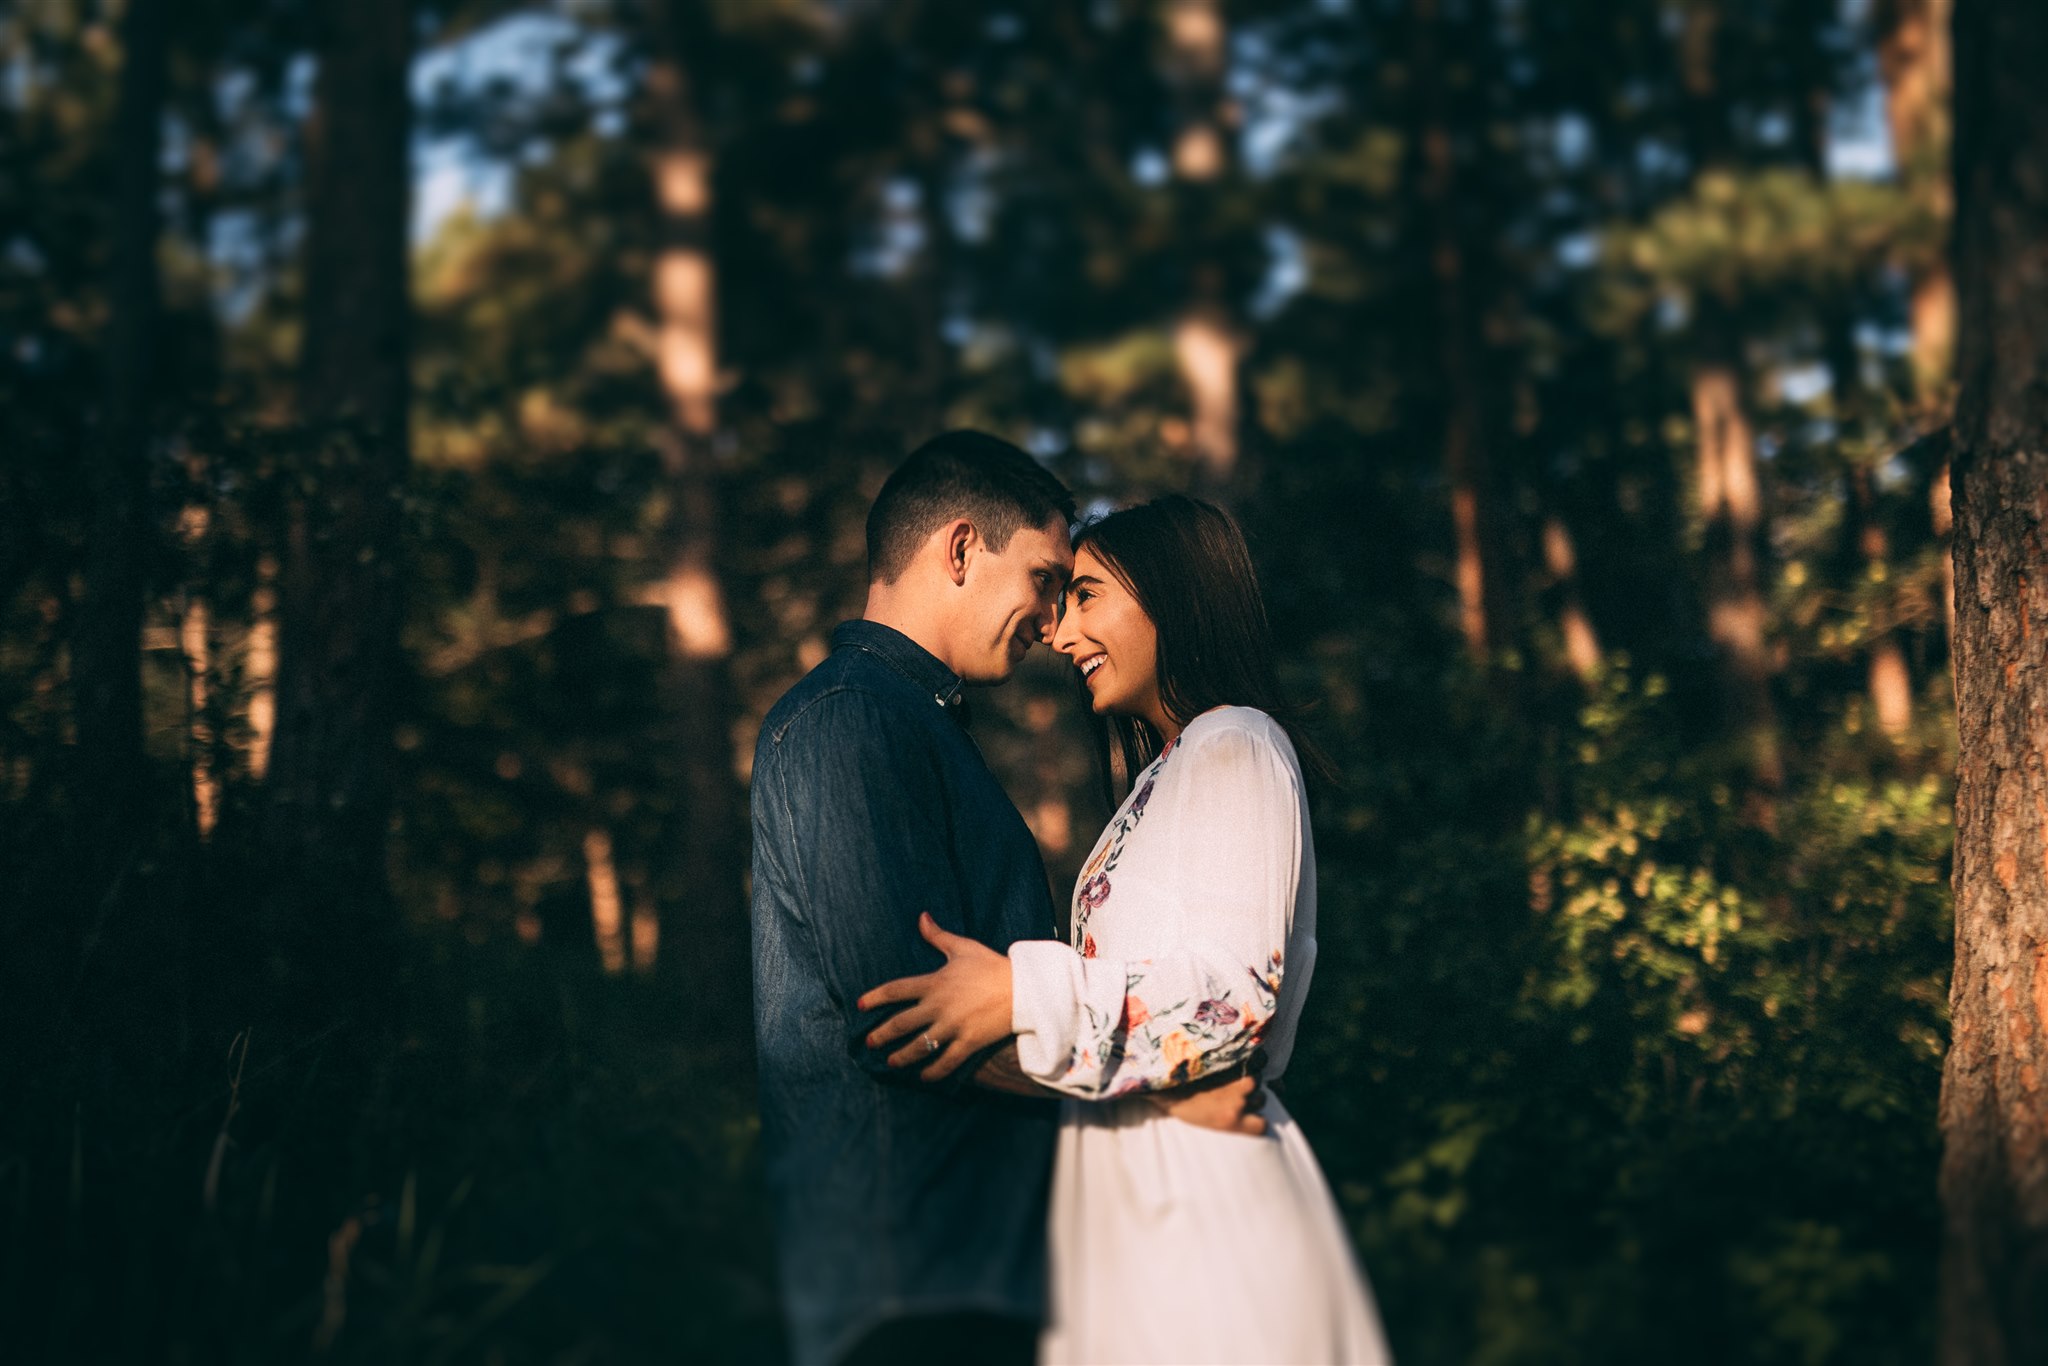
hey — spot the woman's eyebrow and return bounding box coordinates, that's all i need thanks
[1065,573,1103,590]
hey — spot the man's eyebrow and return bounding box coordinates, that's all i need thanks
[1037,558,1073,582]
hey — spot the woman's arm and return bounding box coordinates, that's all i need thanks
[865,719,1303,1101]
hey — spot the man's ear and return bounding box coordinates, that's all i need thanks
[941,518,976,587]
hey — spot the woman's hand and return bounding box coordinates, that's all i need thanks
[856,914,1014,1082]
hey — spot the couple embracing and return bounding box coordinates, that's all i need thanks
[750,432,1391,1366]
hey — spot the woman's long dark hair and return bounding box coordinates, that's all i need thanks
[1072,495,1334,804]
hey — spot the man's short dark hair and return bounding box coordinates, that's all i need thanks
[866,431,1076,584]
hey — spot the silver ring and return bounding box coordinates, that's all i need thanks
[924,1035,940,1054]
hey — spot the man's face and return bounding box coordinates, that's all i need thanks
[953,514,1073,684]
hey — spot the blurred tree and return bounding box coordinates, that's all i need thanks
[1879,0,1955,408]
[263,0,414,998]
[1677,0,1784,791]
[1937,2,2048,1360]
[638,0,746,1001]
[74,0,165,849]
[1406,0,1516,665]
[1878,0,1959,651]
[1160,0,1245,490]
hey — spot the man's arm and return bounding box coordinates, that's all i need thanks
[973,1038,1268,1134]
[969,1041,1059,1097]
[777,692,984,1089]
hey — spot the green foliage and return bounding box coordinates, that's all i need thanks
[1292,660,1949,1366]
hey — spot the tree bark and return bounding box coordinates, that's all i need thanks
[75,0,166,833]
[263,0,412,988]
[1938,4,2048,1362]
[644,0,748,1016]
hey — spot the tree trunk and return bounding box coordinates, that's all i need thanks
[178,497,221,838]
[1881,0,1958,403]
[1161,0,1243,489]
[1880,0,1960,656]
[1691,304,1784,787]
[1850,467,1914,736]
[644,0,748,1017]
[1677,0,1783,787]
[263,0,412,993]
[1541,515,1602,683]
[1937,4,2048,1361]
[75,0,166,836]
[1410,0,1512,664]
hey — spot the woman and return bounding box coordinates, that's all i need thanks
[857,496,1391,1364]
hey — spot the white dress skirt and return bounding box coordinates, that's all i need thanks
[1009,707,1392,1365]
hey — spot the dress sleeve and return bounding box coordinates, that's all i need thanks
[1008,719,1301,1098]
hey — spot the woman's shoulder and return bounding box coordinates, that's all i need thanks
[1173,707,1298,769]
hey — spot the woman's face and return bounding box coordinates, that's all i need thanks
[1053,544,1166,733]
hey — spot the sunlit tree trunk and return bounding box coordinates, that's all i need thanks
[644,0,747,1010]
[582,827,628,976]
[1678,1,1783,787]
[1161,0,1242,489]
[178,497,221,838]
[1882,0,1958,403]
[1406,0,1514,666]
[1931,459,1956,643]
[1880,0,1959,650]
[1541,515,1602,683]
[1691,312,1784,786]
[1938,5,2048,1361]
[75,0,165,833]
[1850,467,1914,736]
[263,0,412,984]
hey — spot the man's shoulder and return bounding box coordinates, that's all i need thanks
[760,653,934,752]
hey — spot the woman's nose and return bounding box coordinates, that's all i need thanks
[1051,605,1080,655]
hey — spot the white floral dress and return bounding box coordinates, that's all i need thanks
[1010,706,1392,1365]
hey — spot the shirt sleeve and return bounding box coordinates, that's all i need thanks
[770,690,976,1087]
[1008,718,1300,1098]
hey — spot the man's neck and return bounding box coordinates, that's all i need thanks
[862,592,958,679]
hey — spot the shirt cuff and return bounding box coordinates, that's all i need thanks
[1008,939,1082,1080]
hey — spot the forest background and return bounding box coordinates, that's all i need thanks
[0,0,1974,1362]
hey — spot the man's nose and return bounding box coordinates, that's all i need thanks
[1034,597,1059,642]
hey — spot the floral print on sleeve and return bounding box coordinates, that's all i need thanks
[1056,948,1284,1099]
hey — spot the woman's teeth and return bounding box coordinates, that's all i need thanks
[1080,654,1106,678]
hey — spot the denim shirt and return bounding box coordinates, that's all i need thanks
[750,620,1060,1365]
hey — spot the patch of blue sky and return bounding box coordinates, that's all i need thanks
[1251,225,1307,322]
[411,7,626,243]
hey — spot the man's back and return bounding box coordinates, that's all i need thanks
[750,620,1058,1366]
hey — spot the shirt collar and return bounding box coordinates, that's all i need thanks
[831,620,967,716]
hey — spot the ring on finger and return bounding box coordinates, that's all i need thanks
[923,1034,940,1055]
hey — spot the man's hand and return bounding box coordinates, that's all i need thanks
[1149,1056,1269,1137]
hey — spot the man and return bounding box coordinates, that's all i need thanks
[749,432,1255,1366]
